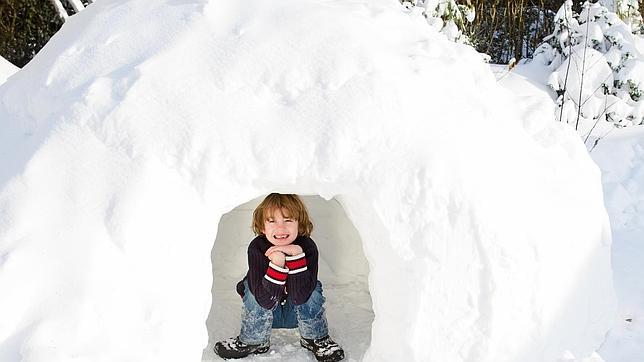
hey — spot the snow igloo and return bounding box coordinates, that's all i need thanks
[0,0,616,361]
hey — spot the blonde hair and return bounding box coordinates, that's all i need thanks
[252,193,313,237]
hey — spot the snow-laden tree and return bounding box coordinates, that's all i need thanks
[401,0,475,43]
[534,0,644,143]
[600,0,644,33]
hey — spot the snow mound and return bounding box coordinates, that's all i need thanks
[0,0,616,361]
[0,56,18,86]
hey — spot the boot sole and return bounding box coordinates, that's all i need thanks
[254,346,270,354]
[300,341,345,362]
[214,344,270,359]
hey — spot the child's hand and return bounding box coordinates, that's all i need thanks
[267,251,286,267]
[265,244,303,257]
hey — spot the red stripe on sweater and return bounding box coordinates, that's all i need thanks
[286,258,307,270]
[266,266,288,281]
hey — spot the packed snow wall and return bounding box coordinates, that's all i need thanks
[0,57,18,86]
[0,0,616,361]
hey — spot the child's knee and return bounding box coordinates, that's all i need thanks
[241,283,265,310]
[311,281,325,302]
[299,281,326,310]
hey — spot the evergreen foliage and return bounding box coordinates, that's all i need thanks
[535,0,644,139]
[402,0,475,44]
[423,0,475,43]
[612,0,644,32]
[403,1,576,63]
[0,0,63,67]
[404,1,643,69]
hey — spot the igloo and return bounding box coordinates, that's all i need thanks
[0,57,18,86]
[0,0,616,361]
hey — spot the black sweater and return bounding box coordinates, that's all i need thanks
[236,235,319,310]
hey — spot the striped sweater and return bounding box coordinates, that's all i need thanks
[236,235,319,310]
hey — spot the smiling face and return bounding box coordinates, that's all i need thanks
[252,193,313,240]
[262,207,299,246]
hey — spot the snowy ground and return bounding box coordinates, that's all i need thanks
[204,277,372,361]
[495,61,644,362]
[592,127,644,361]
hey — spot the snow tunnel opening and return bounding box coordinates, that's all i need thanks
[203,195,374,360]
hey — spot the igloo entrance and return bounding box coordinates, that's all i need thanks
[203,195,374,360]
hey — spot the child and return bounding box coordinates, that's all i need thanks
[214,193,345,361]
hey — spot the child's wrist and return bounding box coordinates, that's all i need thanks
[270,260,285,267]
[290,246,303,255]
[268,251,286,266]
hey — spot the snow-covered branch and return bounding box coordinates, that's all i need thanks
[67,0,87,14]
[535,0,644,145]
[48,0,91,21]
[48,0,69,20]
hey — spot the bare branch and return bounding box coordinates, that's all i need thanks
[575,4,592,130]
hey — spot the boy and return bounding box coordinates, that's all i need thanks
[214,193,345,361]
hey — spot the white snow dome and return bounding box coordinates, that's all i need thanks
[0,0,616,361]
[0,56,18,86]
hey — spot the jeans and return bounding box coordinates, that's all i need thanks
[239,280,329,345]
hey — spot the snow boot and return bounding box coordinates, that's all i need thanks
[213,336,270,359]
[300,335,345,362]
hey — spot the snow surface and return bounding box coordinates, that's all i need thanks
[0,57,18,86]
[0,0,616,361]
[591,127,644,362]
[496,59,644,362]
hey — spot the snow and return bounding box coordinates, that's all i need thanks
[539,1,644,128]
[554,45,614,128]
[591,127,644,361]
[0,0,617,361]
[0,57,18,86]
[496,59,644,362]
